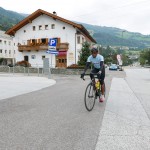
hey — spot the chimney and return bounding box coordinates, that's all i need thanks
[53,11,57,15]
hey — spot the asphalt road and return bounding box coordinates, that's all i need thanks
[0,69,125,150]
[125,68,150,119]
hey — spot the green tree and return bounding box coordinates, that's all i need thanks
[139,49,150,65]
[78,42,91,66]
[100,46,117,64]
[122,54,132,66]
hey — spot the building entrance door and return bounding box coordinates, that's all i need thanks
[24,56,29,62]
[56,51,67,68]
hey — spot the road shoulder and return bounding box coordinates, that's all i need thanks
[95,77,150,150]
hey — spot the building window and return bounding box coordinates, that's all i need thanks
[39,25,42,30]
[31,55,36,59]
[31,39,36,45]
[14,50,15,54]
[0,40,2,44]
[77,36,80,44]
[9,50,11,54]
[4,41,7,44]
[5,50,7,54]
[24,30,26,33]
[51,24,55,29]
[33,26,36,31]
[9,41,11,45]
[0,49,2,53]
[63,26,65,30]
[45,25,48,30]
[41,38,47,44]
[42,56,45,59]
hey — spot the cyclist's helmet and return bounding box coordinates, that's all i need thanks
[91,47,98,53]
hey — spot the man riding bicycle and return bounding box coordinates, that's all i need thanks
[81,47,105,102]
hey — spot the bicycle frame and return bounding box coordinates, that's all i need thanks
[83,73,101,98]
[82,73,103,111]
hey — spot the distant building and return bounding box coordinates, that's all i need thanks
[0,30,15,65]
[6,9,96,68]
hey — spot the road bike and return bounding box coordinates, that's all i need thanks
[81,73,105,111]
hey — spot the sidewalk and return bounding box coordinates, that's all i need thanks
[0,73,56,100]
[95,77,150,150]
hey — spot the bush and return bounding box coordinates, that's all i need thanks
[16,60,31,67]
[67,64,84,69]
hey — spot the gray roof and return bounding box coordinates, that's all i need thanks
[0,30,12,40]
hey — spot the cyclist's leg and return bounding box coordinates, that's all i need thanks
[100,67,105,96]
[90,68,99,80]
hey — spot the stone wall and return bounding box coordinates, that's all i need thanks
[0,66,88,75]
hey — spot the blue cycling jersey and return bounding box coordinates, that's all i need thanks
[87,54,104,69]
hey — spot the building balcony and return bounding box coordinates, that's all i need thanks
[56,43,69,51]
[18,43,48,52]
[18,42,69,52]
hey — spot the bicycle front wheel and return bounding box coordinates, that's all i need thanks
[84,83,96,111]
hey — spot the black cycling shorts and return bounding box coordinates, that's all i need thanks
[90,67,105,85]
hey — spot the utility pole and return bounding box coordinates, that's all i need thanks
[118,30,125,71]
[121,30,126,54]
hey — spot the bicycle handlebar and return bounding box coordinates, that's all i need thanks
[81,73,100,81]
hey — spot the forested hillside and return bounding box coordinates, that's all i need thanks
[0,7,26,31]
[81,23,150,49]
[1,7,150,49]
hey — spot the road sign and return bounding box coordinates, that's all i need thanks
[48,38,57,50]
[117,54,121,60]
[46,50,59,55]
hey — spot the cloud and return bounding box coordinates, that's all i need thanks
[1,0,150,34]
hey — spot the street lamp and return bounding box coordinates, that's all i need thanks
[121,30,126,54]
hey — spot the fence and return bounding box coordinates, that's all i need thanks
[0,65,45,76]
[0,65,85,77]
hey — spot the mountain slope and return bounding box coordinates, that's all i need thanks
[81,23,150,49]
[0,7,26,31]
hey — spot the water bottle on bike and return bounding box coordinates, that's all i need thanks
[95,80,100,96]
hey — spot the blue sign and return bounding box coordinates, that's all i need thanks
[48,38,57,50]
[46,50,59,55]
[49,38,57,47]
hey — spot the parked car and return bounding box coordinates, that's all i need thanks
[109,64,118,71]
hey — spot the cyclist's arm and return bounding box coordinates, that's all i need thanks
[83,62,91,73]
[99,55,104,72]
[99,61,104,72]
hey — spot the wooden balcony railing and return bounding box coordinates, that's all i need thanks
[18,42,69,52]
[56,43,69,51]
[18,44,48,52]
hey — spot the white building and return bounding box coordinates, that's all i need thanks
[0,30,15,65]
[6,9,96,68]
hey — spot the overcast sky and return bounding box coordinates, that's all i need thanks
[1,0,150,35]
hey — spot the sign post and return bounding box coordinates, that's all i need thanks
[117,54,123,71]
[46,38,59,68]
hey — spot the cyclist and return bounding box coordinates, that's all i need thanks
[81,47,105,102]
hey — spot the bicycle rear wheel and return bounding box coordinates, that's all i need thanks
[84,82,96,111]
